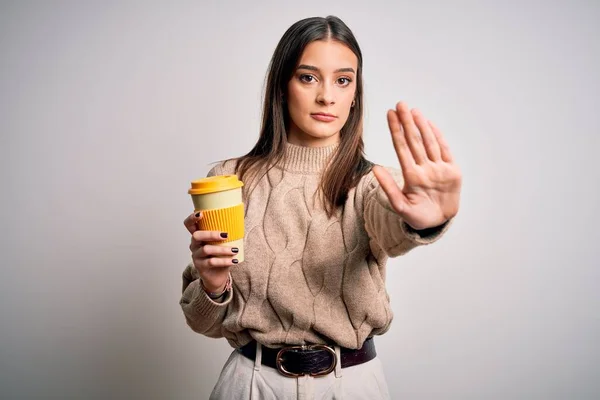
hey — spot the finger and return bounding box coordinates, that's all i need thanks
[197,244,240,258]
[412,109,441,161]
[396,102,427,164]
[190,238,202,252]
[428,120,454,162]
[372,165,408,215]
[184,212,202,234]
[192,230,229,243]
[197,256,239,268]
[387,109,415,172]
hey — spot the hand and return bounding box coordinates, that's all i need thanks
[372,102,462,230]
[183,212,239,293]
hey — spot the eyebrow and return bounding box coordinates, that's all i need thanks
[296,64,356,74]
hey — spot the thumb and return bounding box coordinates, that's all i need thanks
[372,165,408,215]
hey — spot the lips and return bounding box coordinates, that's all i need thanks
[311,113,337,122]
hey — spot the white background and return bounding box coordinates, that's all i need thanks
[1,1,599,398]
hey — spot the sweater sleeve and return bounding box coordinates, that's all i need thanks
[179,161,234,338]
[179,263,233,338]
[363,166,452,258]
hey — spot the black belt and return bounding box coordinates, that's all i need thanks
[238,337,376,377]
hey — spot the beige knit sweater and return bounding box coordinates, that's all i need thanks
[180,142,451,350]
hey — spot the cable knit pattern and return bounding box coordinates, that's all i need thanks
[180,142,451,350]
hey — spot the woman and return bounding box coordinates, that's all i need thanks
[181,15,461,399]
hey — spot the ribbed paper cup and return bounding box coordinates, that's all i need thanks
[188,175,245,262]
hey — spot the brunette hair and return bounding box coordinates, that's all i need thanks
[234,15,372,217]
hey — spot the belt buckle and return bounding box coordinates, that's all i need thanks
[276,344,337,378]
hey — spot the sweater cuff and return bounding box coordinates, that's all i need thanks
[400,218,453,245]
[189,279,233,319]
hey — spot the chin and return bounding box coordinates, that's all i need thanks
[303,124,341,139]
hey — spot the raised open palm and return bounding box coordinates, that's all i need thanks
[373,102,462,230]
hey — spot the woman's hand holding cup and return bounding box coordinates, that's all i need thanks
[184,212,239,293]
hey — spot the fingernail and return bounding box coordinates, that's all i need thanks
[231,247,239,254]
[220,232,228,238]
[232,259,239,264]
[195,212,201,218]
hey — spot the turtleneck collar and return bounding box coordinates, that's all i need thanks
[276,141,340,174]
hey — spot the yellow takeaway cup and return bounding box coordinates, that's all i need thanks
[188,175,245,262]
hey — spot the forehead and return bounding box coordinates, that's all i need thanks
[297,40,358,71]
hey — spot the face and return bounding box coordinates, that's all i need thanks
[286,40,358,147]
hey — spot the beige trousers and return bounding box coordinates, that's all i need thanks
[209,343,391,400]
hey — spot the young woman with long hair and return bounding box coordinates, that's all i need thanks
[181,15,462,399]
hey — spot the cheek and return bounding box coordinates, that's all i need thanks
[289,87,307,106]
[287,91,310,119]
[287,100,302,124]
[339,101,353,123]
[343,91,355,108]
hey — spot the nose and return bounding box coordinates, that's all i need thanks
[316,82,335,105]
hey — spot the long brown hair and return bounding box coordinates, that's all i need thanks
[235,15,372,218]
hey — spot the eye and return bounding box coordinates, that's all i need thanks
[299,74,316,83]
[337,77,352,86]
